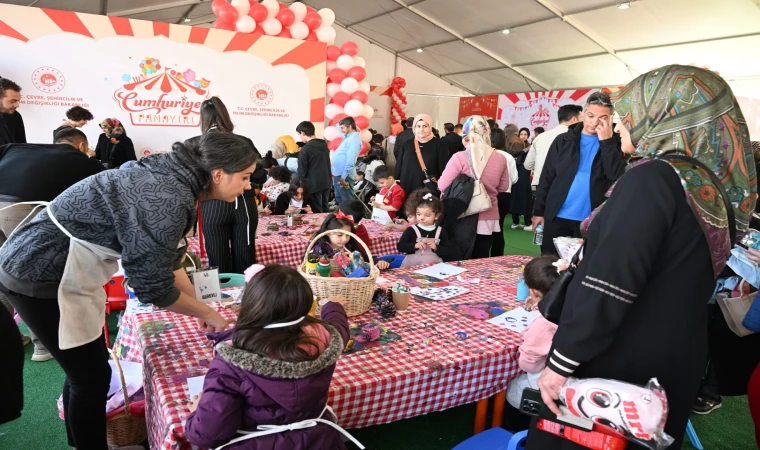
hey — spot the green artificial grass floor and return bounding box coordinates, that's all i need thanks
[1,224,757,449]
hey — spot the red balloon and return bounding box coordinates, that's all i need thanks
[279,2,288,10]
[330,113,348,126]
[347,66,366,82]
[248,3,268,22]
[305,31,318,42]
[359,141,369,156]
[276,28,292,38]
[331,92,349,106]
[350,91,368,103]
[328,138,342,151]
[326,45,341,61]
[213,20,236,31]
[354,115,369,130]
[218,4,238,23]
[340,41,359,56]
[306,6,317,14]
[303,12,322,31]
[211,0,227,15]
[328,69,347,84]
[276,8,295,27]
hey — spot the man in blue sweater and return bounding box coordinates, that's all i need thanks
[331,116,363,205]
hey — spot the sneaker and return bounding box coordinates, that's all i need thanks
[21,335,31,346]
[32,347,53,362]
[511,224,522,229]
[692,396,722,415]
[524,225,534,232]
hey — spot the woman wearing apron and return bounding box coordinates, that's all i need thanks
[0,132,259,450]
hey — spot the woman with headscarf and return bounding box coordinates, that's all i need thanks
[269,140,299,174]
[528,65,757,450]
[505,124,533,230]
[393,114,451,208]
[438,115,510,258]
[276,135,300,154]
[94,118,136,169]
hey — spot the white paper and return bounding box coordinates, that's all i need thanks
[191,268,222,303]
[413,263,467,279]
[410,286,469,301]
[187,376,205,399]
[106,359,143,412]
[125,298,156,316]
[487,307,541,333]
[376,276,390,284]
[221,288,244,302]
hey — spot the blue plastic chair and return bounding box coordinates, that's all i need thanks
[219,273,246,288]
[452,428,528,450]
[686,420,704,450]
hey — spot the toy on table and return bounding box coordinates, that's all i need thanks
[371,288,397,319]
[332,250,372,278]
[560,377,673,450]
[266,222,280,232]
[317,256,332,278]
[361,325,381,342]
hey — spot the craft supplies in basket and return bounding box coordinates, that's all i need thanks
[300,230,379,317]
[106,350,147,446]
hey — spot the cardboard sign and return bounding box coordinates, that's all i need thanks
[191,268,221,303]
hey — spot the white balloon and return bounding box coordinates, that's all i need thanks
[324,125,341,142]
[336,54,354,72]
[326,82,341,97]
[261,17,282,36]
[231,0,250,17]
[344,99,363,117]
[400,87,406,94]
[290,21,309,40]
[261,0,279,18]
[318,8,335,27]
[324,103,343,120]
[315,26,336,43]
[341,77,359,94]
[290,2,308,21]
[358,81,370,93]
[353,56,366,68]
[326,60,338,74]
[362,104,374,119]
[235,16,256,33]
[360,129,372,142]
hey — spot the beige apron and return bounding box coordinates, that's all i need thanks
[371,186,394,225]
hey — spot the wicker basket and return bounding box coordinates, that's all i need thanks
[106,349,148,447]
[299,230,378,317]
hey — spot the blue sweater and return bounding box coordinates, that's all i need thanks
[331,131,362,179]
[557,133,600,221]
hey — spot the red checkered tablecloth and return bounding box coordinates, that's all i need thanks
[187,213,402,269]
[111,256,530,450]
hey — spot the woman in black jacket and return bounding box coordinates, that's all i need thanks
[197,97,263,273]
[94,118,136,169]
[273,178,312,215]
[527,65,757,450]
[393,114,450,203]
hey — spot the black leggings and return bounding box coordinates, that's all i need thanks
[5,288,110,450]
[201,196,257,273]
[491,192,511,257]
[472,234,494,259]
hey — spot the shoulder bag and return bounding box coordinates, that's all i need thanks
[414,140,440,197]
[460,150,492,218]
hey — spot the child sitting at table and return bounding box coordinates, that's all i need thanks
[370,165,406,226]
[353,170,368,192]
[273,179,313,215]
[310,213,390,270]
[504,254,561,431]
[184,265,360,450]
[338,200,371,252]
[397,189,453,264]
[261,166,291,203]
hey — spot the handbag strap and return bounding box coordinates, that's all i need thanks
[414,140,435,182]
[659,153,736,245]
[463,150,481,182]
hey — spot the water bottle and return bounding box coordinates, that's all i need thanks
[533,224,543,246]
[287,214,293,227]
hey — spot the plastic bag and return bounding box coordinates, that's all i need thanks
[560,377,674,450]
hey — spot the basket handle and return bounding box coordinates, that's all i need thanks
[303,230,375,269]
[108,349,132,418]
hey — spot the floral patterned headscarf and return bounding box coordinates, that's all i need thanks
[462,115,494,177]
[602,65,757,275]
[99,118,124,138]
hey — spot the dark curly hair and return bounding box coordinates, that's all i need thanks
[268,165,292,183]
[65,106,94,122]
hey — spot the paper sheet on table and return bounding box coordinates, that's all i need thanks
[411,286,469,301]
[487,308,541,333]
[187,376,205,399]
[125,298,156,316]
[376,276,389,284]
[106,359,143,412]
[413,263,467,279]
[221,288,244,303]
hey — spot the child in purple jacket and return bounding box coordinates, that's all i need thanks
[184,265,361,450]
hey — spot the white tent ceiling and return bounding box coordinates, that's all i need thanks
[4,0,760,94]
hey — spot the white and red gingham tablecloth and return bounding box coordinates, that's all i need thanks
[111,256,530,450]
[187,213,402,269]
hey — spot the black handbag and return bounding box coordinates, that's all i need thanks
[538,242,583,325]
[538,153,736,325]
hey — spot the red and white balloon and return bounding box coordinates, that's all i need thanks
[390,77,407,125]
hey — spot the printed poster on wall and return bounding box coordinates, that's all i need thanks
[496,90,595,132]
[0,4,326,158]
[458,95,498,123]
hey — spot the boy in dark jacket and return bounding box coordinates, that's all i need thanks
[296,121,332,213]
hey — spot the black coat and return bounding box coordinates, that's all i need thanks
[0,299,23,425]
[0,111,26,147]
[441,132,464,157]
[297,138,332,193]
[393,128,414,160]
[394,137,450,195]
[95,134,136,169]
[533,122,625,221]
[528,162,713,450]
